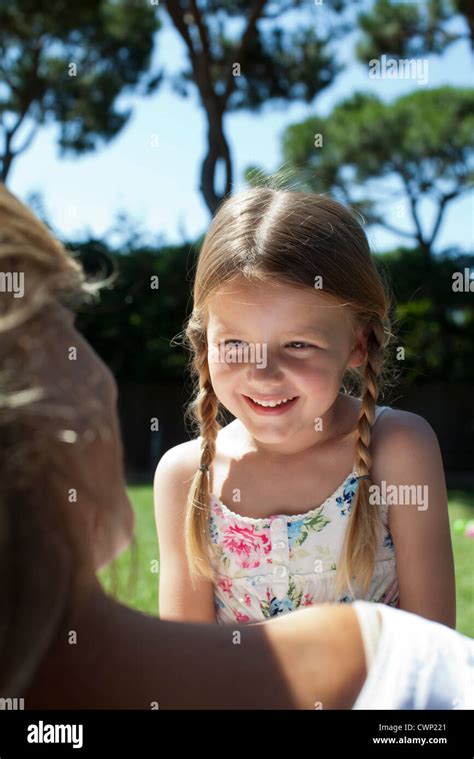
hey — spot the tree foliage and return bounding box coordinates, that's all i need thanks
[246,86,474,261]
[0,0,161,180]
[356,0,473,59]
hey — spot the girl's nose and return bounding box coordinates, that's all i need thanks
[246,355,285,383]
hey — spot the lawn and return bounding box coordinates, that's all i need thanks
[449,490,474,636]
[99,485,474,636]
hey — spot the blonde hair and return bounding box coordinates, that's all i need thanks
[0,183,128,697]
[182,185,397,599]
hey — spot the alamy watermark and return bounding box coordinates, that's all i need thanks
[369,55,429,86]
[0,271,24,298]
[0,697,24,709]
[26,720,84,748]
[209,340,268,369]
[369,481,429,511]
[27,721,83,749]
[452,268,473,292]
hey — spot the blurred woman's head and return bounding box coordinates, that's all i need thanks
[0,183,133,697]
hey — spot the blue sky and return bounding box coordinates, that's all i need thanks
[7,7,474,255]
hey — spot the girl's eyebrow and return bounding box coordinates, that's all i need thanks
[213,325,329,339]
[285,325,329,338]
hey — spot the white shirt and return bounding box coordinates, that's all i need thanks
[352,601,473,709]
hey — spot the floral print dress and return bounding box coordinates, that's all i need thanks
[207,406,400,624]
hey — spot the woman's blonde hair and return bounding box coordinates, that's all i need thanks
[182,184,397,599]
[0,183,128,697]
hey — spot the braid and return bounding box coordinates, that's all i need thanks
[354,318,384,477]
[183,337,221,585]
[195,380,219,473]
[334,316,385,598]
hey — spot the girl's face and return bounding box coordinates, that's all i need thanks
[206,281,367,455]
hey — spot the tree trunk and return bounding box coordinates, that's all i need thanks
[200,117,233,215]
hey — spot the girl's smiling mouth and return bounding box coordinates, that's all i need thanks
[242,394,299,415]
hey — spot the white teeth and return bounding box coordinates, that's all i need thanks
[250,396,295,407]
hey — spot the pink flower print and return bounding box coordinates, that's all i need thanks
[381,579,399,605]
[218,578,233,595]
[222,523,270,569]
[303,593,314,606]
[244,593,252,607]
[236,611,250,623]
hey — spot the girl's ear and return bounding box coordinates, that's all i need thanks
[347,324,368,369]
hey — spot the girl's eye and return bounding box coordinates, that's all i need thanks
[287,342,314,350]
[223,340,314,350]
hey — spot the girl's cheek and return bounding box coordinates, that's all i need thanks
[295,360,342,393]
[209,352,340,386]
[208,360,227,387]
[209,356,246,379]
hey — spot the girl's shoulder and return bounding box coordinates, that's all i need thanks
[154,437,203,494]
[155,426,239,492]
[337,395,436,453]
[372,405,437,451]
[370,405,441,482]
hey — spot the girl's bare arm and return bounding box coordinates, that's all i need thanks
[372,410,456,627]
[154,442,217,622]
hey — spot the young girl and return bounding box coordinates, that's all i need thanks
[154,186,455,628]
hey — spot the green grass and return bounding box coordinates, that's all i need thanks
[99,485,160,615]
[99,485,474,635]
[449,490,474,636]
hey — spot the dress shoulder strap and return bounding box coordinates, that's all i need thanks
[373,405,391,426]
